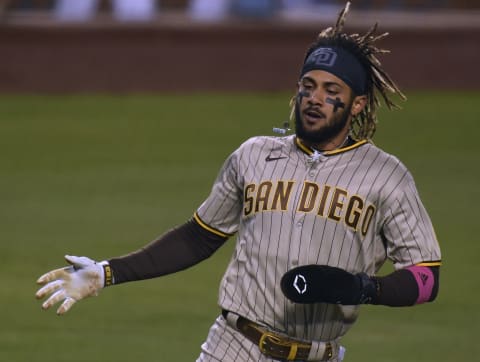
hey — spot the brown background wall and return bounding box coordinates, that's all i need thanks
[0,17,478,93]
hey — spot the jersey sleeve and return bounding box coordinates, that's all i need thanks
[380,168,441,270]
[195,147,243,237]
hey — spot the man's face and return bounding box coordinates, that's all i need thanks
[295,70,355,145]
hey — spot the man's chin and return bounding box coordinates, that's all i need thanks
[295,113,350,146]
[296,126,335,145]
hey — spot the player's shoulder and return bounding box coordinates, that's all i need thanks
[236,135,294,153]
[364,142,409,171]
[363,142,416,187]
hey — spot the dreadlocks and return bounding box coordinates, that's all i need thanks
[294,1,406,140]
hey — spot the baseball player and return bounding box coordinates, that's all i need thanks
[36,3,441,361]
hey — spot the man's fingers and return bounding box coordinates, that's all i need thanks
[65,255,94,269]
[36,256,103,314]
[57,297,76,315]
[35,280,64,300]
[41,289,67,310]
[36,267,72,285]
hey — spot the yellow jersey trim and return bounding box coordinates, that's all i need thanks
[193,212,231,238]
[416,261,442,267]
[325,139,368,155]
[295,137,313,155]
[295,137,368,156]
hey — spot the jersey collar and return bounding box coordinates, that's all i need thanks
[294,136,368,157]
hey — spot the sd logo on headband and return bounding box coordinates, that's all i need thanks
[300,46,367,95]
[305,47,338,67]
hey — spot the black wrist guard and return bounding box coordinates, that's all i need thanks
[280,265,378,305]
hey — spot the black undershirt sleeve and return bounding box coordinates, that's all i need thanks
[372,266,440,306]
[108,218,228,284]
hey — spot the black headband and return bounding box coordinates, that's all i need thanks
[300,46,367,95]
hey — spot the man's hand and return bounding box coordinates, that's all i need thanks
[35,255,109,315]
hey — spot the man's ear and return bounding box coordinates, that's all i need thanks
[351,95,367,115]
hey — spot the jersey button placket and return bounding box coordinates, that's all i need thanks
[289,213,304,257]
[290,214,304,268]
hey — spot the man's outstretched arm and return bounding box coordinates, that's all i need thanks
[109,217,229,283]
[36,217,228,314]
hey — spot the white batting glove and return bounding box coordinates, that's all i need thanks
[35,255,113,315]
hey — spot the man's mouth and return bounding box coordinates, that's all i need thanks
[303,108,326,123]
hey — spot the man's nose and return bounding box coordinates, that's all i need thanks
[306,89,324,105]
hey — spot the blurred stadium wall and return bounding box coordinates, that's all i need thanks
[0,1,479,93]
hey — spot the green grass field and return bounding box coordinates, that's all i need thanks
[1,91,478,361]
